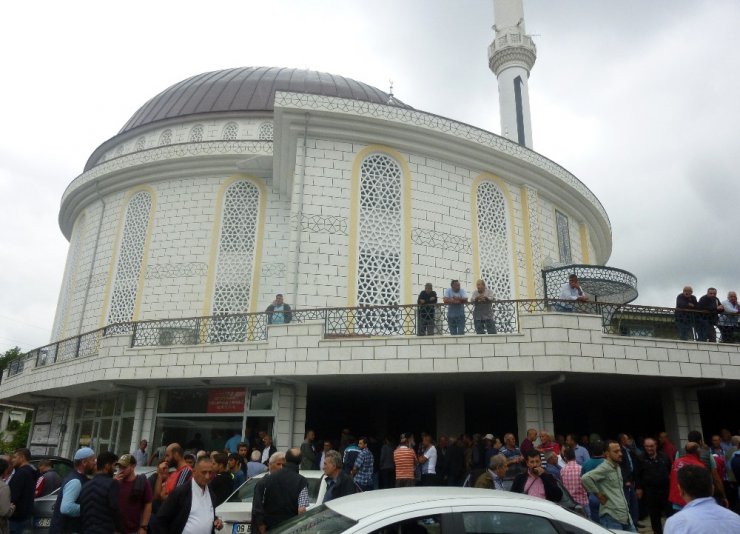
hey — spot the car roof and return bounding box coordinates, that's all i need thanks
[250,469,325,480]
[325,487,567,521]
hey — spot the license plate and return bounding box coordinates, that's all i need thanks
[35,518,52,528]
[232,524,251,534]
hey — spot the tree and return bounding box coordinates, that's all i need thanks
[0,347,21,374]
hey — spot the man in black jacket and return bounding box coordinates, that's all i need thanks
[696,287,724,342]
[79,451,121,534]
[8,448,38,534]
[256,448,308,533]
[209,453,233,507]
[157,456,223,534]
[322,450,356,502]
[511,449,563,502]
[265,294,292,324]
[636,437,671,534]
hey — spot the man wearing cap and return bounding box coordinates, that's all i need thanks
[79,451,121,534]
[114,454,152,534]
[49,447,96,534]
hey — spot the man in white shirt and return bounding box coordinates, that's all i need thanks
[132,439,148,467]
[556,274,588,312]
[719,291,739,343]
[156,457,223,534]
[664,464,740,534]
[417,433,438,486]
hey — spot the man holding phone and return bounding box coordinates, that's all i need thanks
[511,449,562,502]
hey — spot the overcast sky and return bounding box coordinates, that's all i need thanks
[1,0,739,351]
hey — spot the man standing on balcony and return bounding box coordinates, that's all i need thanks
[696,288,724,342]
[719,291,739,343]
[675,286,698,341]
[471,279,497,334]
[443,280,468,335]
[557,274,589,312]
[417,283,438,335]
[266,294,292,325]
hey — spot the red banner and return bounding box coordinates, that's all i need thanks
[207,388,246,413]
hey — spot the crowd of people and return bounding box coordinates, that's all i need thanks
[675,286,739,342]
[0,423,724,534]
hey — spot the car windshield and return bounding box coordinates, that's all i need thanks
[269,505,356,534]
[229,476,323,504]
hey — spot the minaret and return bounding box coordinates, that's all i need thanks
[489,0,537,148]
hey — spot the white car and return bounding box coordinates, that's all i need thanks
[268,487,633,534]
[216,470,327,533]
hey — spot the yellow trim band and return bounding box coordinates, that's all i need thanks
[520,186,535,298]
[579,223,591,264]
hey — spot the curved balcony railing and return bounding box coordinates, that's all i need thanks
[542,264,638,304]
[4,301,737,380]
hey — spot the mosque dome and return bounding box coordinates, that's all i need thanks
[118,66,410,135]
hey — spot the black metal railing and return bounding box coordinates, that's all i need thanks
[4,301,738,380]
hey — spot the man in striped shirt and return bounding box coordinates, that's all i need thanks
[394,433,418,487]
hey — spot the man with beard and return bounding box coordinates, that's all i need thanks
[163,443,193,499]
[49,447,96,534]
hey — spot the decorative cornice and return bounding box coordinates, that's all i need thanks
[62,141,273,206]
[274,92,609,232]
[488,32,537,74]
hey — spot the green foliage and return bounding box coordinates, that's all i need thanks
[5,420,20,431]
[0,347,21,373]
[0,421,31,453]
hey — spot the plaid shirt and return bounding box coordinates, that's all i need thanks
[298,486,309,509]
[560,460,588,508]
[353,447,374,487]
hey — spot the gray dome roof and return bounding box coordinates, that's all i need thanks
[119,67,410,134]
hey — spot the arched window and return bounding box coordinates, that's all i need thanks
[158,129,172,146]
[107,191,153,325]
[189,124,204,142]
[212,180,260,317]
[134,136,146,151]
[476,180,514,301]
[222,122,239,140]
[51,213,87,341]
[356,154,403,332]
[258,122,274,141]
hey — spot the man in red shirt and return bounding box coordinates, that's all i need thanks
[115,454,152,534]
[162,444,192,498]
[669,442,706,510]
[520,429,537,454]
[659,432,677,465]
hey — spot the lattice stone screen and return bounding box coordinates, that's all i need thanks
[158,129,172,146]
[357,154,403,331]
[258,122,274,141]
[189,124,204,142]
[475,181,513,300]
[107,191,152,325]
[222,122,239,140]
[555,210,572,264]
[212,180,260,316]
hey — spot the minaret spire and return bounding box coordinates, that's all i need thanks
[489,0,537,148]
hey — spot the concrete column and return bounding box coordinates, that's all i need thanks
[275,383,308,450]
[662,387,703,449]
[436,391,465,438]
[129,388,147,454]
[516,379,554,439]
[60,398,79,458]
